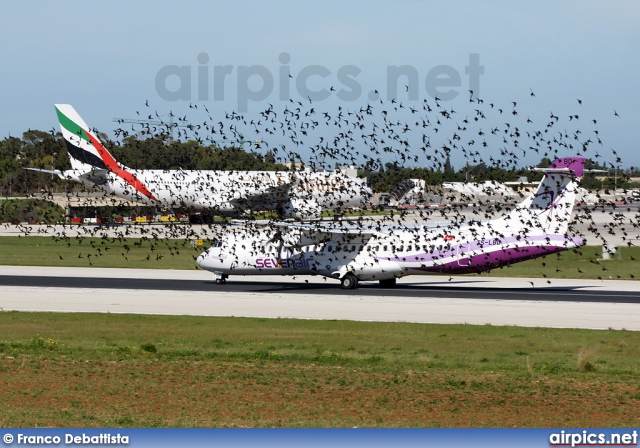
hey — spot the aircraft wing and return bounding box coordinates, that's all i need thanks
[271,221,382,247]
[270,217,490,247]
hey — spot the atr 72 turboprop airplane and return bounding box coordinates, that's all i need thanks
[27,104,371,220]
[197,157,586,288]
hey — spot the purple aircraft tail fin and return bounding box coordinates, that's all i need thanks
[503,157,585,235]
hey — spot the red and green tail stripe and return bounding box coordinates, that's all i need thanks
[56,106,158,202]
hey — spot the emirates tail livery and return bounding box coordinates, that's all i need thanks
[197,158,586,288]
[28,104,372,220]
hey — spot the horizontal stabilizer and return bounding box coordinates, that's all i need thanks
[24,168,64,178]
[533,157,585,178]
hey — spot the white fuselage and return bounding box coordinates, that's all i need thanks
[196,221,583,281]
[70,168,370,217]
[197,157,587,287]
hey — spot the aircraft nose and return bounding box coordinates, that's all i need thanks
[197,247,223,271]
[196,251,207,269]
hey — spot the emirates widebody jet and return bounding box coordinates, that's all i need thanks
[197,158,586,288]
[30,105,371,220]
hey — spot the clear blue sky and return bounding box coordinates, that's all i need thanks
[2,0,638,169]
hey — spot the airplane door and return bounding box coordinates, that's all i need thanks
[457,242,471,266]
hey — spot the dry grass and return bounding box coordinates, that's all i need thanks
[0,312,639,427]
[577,347,599,372]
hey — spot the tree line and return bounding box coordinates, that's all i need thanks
[360,156,633,193]
[0,130,283,196]
[0,130,634,197]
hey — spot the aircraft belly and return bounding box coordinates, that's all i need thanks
[232,266,316,276]
[352,259,402,281]
[386,237,582,275]
[101,179,138,205]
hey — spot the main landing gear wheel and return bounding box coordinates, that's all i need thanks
[215,278,226,285]
[340,273,359,290]
[379,278,397,288]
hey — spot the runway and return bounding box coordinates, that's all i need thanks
[1,266,639,331]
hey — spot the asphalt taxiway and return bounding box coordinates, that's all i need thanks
[1,266,639,331]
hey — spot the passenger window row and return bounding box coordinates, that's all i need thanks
[322,243,453,254]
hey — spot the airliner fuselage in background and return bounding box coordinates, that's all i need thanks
[61,164,369,220]
[197,158,586,288]
[29,105,371,220]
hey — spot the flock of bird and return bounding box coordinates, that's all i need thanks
[119,88,623,174]
[15,88,640,280]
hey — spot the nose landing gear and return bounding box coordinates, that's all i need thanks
[213,272,228,285]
